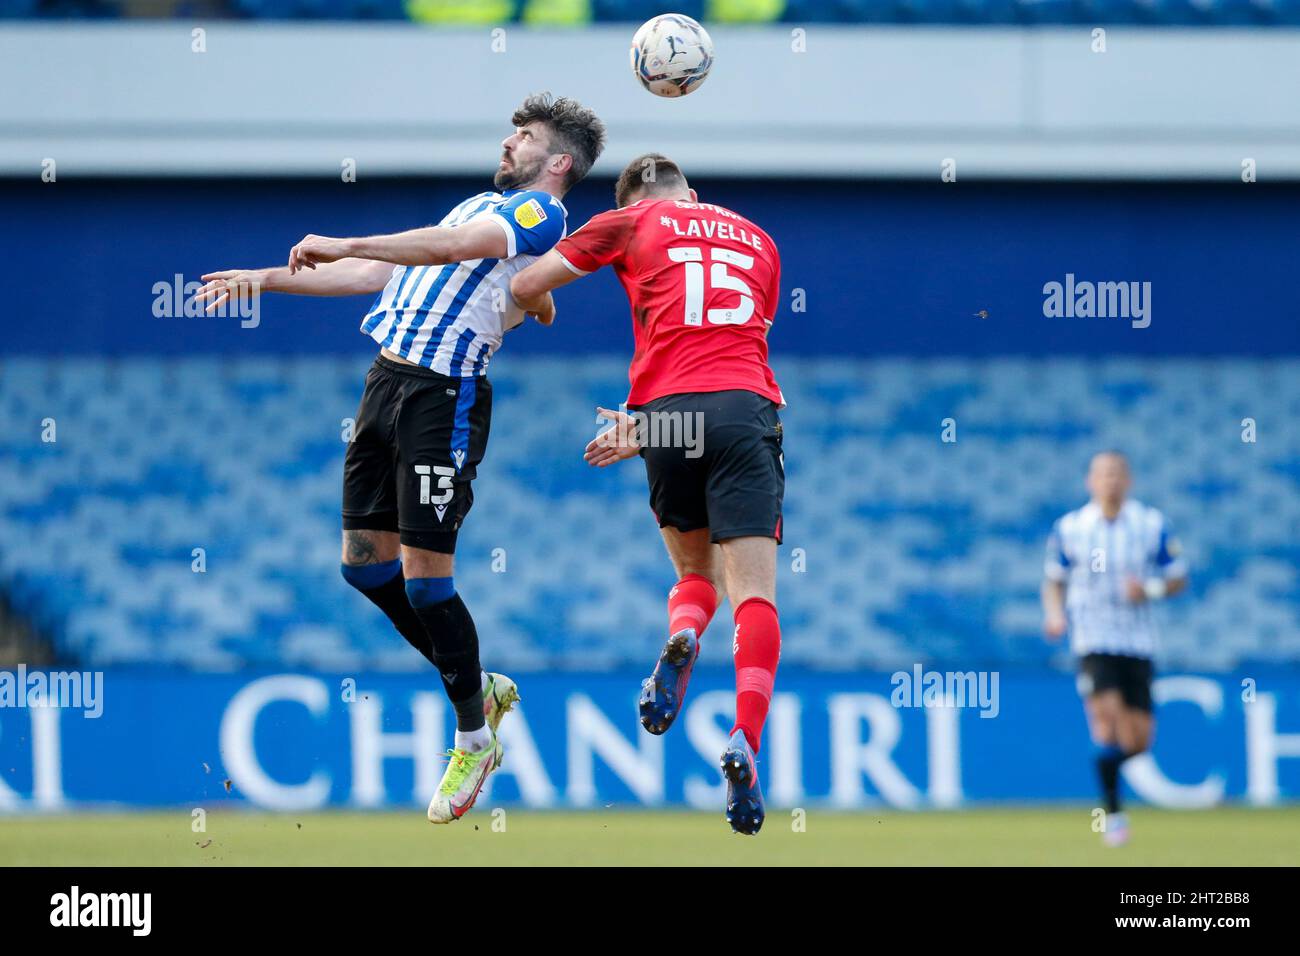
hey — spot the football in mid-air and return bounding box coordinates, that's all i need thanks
[629,13,714,98]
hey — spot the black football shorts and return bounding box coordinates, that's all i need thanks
[342,355,491,553]
[1076,653,1155,713]
[633,389,784,544]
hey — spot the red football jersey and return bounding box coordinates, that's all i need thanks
[554,198,783,408]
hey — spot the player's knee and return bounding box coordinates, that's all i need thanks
[729,584,776,610]
[719,536,776,605]
[679,563,721,593]
[662,528,715,581]
[1118,737,1148,757]
[404,576,456,609]
[1086,709,1119,746]
[1121,720,1154,755]
[342,529,399,566]
[1089,728,1117,749]
[724,564,775,608]
[402,544,454,580]
[340,558,401,593]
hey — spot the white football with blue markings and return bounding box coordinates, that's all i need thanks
[629,13,714,98]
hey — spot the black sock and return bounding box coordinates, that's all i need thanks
[1096,746,1129,814]
[409,588,485,733]
[341,561,434,665]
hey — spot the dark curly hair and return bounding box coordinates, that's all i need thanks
[511,93,606,190]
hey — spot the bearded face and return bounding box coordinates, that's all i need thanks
[494,125,552,192]
[493,153,546,191]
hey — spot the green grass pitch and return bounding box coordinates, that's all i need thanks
[2,806,1297,866]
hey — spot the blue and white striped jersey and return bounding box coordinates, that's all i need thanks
[360,189,567,375]
[1045,499,1187,659]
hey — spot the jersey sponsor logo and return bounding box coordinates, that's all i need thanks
[452,448,467,471]
[514,198,548,230]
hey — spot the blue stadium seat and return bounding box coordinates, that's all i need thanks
[2,355,1298,671]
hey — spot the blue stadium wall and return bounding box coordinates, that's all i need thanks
[2,669,1300,809]
[3,177,1299,358]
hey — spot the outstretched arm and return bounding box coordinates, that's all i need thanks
[287,219,508,274]
[193,257,394,313]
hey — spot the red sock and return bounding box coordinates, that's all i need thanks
[730,596,780,753]
[668,573,718,641]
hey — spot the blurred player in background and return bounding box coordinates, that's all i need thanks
[512,154,783,834]
[194,94,605,824]
[1042,451,1188,846]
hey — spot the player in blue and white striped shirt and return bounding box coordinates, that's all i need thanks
[194,94,606,825]
[354,184,568,376]
[1041,450,1188,846]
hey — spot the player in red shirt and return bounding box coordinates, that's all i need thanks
[512,154,784,835]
